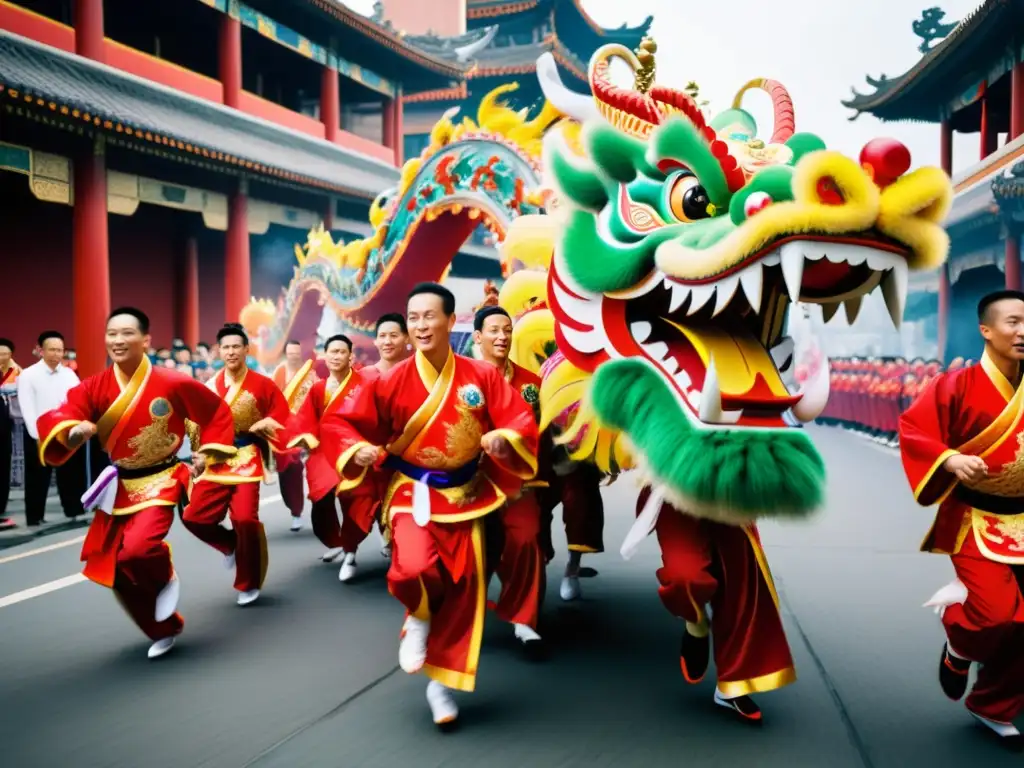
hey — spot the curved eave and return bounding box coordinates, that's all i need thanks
[566,1,652,42]
[467,1,541,20]
[304,0,466,81]
[839,0,1009,119]
[468,35,587,82]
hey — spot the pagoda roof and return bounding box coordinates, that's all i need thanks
[403,25,500,63]
[0,30,399,199]
[467,1,651,46]
[470,35,587,81]
[842,0,1019,122]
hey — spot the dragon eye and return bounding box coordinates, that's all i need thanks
[668,175,711,222]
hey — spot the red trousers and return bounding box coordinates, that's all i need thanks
[277,455,305,518]
[487,492,543,628]
[638,487,796,697]
[80,505,182,641]
[183,480,268,592]
[310,491,381,552]
[389,512,486,692]
[943,533,1024,722]
[538,463,604,558]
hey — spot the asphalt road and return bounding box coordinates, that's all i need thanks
[0,426,1020,767]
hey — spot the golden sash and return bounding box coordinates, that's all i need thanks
[388,350,456,460]
[96,356,152,452]
[282,359,314,410]
[325,369,353,410]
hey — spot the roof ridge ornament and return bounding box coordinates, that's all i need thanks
[912,7,959,54]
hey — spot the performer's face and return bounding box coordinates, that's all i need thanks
[106,315,150,366]
[0,345,10,369]
[325,340,351,374]
[981,299,1024,360]
[375,322,408,363]
[219,335,248,372]
[407,294,454,355]
[285,343,302,366]
[474,314,512,363]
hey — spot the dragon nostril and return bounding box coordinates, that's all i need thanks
[816,176,844,206]
[860,138,912,188]
[744,191,773,218]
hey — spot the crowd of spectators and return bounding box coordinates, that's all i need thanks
[815,356,974,447]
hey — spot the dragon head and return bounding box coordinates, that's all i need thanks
[532,41,953,522]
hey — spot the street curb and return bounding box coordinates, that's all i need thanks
[0,516,92,551]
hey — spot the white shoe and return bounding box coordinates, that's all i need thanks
[154,572,180,622]
[560,575,581,601]
[147,637,176,659]
[237,588,260,606]
[426,680,458,726]
[290,517,303,532]
[514,623,542,644]
[381,544,392,559]
[970,710,1022,738]
[322,547,345,562]
[399,616,429,673]
[339,552,357,582]
[223,552,236,571]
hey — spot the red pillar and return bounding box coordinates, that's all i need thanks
[1012,60,1024,141]
[382,97,396,164]
[73,136,110,377]
[394,86,404,166]
[324,196,335,231]
[980,94,995,159]
[74,0,104,62]
[938,120,953,363]
[321,66,340,143]
[219,15,242,108]
[1007,229,1021,292]
[224,182,250,324]
[178,237,200,349]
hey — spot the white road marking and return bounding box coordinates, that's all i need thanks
[0,535,87,565]
[0,573,87,609]
[0,490,289,608]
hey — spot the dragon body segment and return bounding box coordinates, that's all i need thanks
[498,40,953,525]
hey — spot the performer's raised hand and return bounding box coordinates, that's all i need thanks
[481,432,510,460]
[943,453,988,483]
[67,421,98,449]
[354,445,382,467]
[249,417,283,439]
[191,453,207,477]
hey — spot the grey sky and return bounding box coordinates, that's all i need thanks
[348,0,986,175]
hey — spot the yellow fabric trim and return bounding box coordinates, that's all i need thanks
[325,369,354,408]
[743,527,781,610]
[716,666,798,698]
[37,419,82,466]
[220,367,249,407]
[96,356,151,449]
[282,359,314,406]
[913,449,959,504]
[195,474,263,485]
[196,443,238,459]
[981,351,1016,403]
[972,510,1024,565]
[412,578,431,621]
[485,428,537,479]
[287,433,320,450]
[335,441,373,492]
[567,544,600,553]
[958,375,1024,457]
[422,519,486,693]
[393,350,456,459]
[111,499,178,516]
[386,474,508,523]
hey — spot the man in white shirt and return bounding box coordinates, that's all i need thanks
[17,331,85,525]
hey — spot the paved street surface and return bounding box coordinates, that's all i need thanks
[1,427,1020,767]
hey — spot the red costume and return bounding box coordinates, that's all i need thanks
[322,349,538,692]
[183,368,290,592]
[483,360,545,629]
[273,359,318,519]
[285,369,380,552]
[900,353,1024,723]
[636,487,797,698]
[36,356,236,641]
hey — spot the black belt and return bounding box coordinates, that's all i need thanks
[116,458,181,480]
[954,486,1024,515]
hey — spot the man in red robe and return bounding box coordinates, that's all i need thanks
[473,306,545,651]
[321,283,538,728]
[900,289,1024,747]
[183,323,291,607]
[36,307,237,659]
[272,339,319,531]
[284,334,379,581]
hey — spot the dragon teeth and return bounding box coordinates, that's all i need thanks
[630,321,653,342]
[642,341,669,361]
[844,296,863,324]
[711,275,740,317]
[737,265,763,312]
[821,302,841,323]
[880,263,908,330]
[686,283,716,316]
[779,242,804,304]
[668,281,690,313]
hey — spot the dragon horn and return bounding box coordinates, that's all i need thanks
[732,78,795,144]
[536,52,602,123]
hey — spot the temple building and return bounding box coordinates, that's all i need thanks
[0,0,465,374]
[841,1,1024,362]
[378,0,651,161]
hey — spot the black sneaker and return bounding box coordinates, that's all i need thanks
[679,627,710,684]
[714,689,762,722]
[939,644,971,701]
